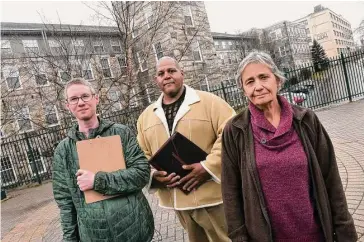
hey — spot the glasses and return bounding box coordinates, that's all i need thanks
[67,94,95,105]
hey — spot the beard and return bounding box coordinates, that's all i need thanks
[163,81,182,98]
[167,88,181,98]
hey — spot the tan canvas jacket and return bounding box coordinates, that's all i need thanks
[137,85,235,210]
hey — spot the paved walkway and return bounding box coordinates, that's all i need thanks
[1,99,364,241]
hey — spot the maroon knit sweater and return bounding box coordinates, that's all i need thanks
[249,96,323,242]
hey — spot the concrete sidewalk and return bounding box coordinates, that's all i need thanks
[1,99,364,241]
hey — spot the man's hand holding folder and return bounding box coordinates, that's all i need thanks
[149,132,210,194]
[152,164,211,192]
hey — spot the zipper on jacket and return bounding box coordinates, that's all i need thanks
[295,122,327,241]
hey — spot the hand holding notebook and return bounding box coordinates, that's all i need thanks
[149,132,208,194]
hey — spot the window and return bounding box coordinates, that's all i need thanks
[192,41,202,62]
[43,104,59,126]
[34,62,48,86]
[144,4,154,28]
[199,75,209,91]
[73,39,85,54]
[270,32,277,40]
[108,90,122,112]
[137,52,148,72]
[228,41,232,46]
[16,107,33,132]
[1,156,17,186]
[222,41,226,49]
[220,54,225,65]
[3,66,21,89]
[117,56,127,76]
[184,6,194,26]
[214,41,219,46]
[22,40,39,55]
[82,62,93,80]
[93,40,104,53]
[110,40,121,53]
[100,58,112,78]
[26,148,46,176]
[1,40,12,54]
[131,20,140,38]
[145,84,152,103]
[59,70,71,83]
[153,42,163,61]
[48,39,62,55]
[279,45,289,57]
[130,88,139,108]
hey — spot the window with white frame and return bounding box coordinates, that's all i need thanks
[131,20,140,38]
[137,52,148,72]
[1,156,17,186]
[73,39,85,54]
[34,62,48,86]
[16,107,33,132]
[279,46,289,57]
[110,39,121,53]
[43,104,59,126]
[108,89,122,112]
[183,6,194,26]
[3,66,21,89]
[82,62,93,80]
[199,75,209,91]
[144,4,154,28]
[48,39,62,55]
[144,84,153,103]
[270,32,277,40]
[22,40,39,55]
[26,148,46,175]
[214,41,219,46]
[153,42,163,61]
[1,40,12,54]
[93,40,104,53]
[222,41,226,49]
[192,41,202,62]
[59,70,71,83]
[101,58,112,78]
[117,56,127,76]
[130,88,139,108]
[228,41,232,46]
[220,54,225,65]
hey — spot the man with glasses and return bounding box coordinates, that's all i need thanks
[52,78,154,241]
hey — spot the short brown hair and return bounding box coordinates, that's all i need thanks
[64,78,96,99]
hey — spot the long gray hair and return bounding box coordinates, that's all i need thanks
[235,51,286,89]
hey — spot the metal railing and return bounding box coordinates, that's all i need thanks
[1,50,363,189]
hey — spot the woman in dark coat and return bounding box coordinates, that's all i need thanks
[221,51,357,242]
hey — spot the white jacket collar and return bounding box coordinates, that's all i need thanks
[153,84,200,110]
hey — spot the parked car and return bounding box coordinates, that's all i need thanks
[281,91,307,105]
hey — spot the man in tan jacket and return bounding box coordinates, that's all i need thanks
[137,56,235,242]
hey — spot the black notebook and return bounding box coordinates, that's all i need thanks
[149,132,208,194]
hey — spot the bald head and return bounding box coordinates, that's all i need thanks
[156,56,181,71]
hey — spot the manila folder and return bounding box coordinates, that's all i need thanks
[76,135,126,204]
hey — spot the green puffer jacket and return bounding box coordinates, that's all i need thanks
[52,118,154,242]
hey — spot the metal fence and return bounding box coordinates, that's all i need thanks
[1,50,364,189]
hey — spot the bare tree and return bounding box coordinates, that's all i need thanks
[237,28,281,66]
[1,1,218,136]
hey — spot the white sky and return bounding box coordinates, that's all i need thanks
[1,1,363,34]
